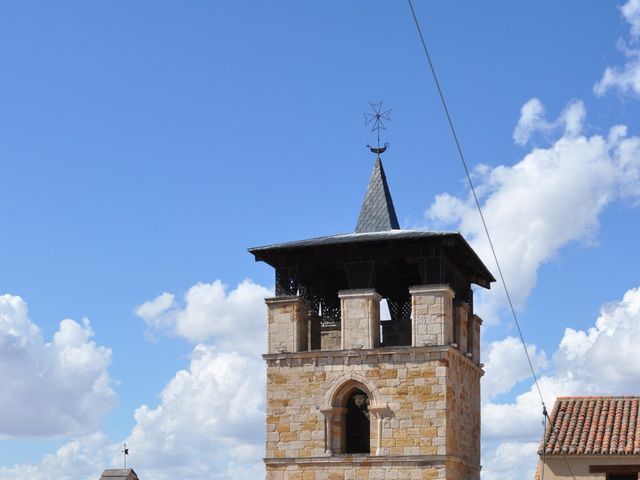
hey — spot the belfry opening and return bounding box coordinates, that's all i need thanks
[345,388,370,454]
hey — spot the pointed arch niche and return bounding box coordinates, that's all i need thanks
[320,377,391,456]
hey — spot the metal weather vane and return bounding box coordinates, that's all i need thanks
[122,442,129,469]
[364,101,391,157]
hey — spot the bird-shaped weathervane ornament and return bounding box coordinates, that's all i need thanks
[364,101,391,157]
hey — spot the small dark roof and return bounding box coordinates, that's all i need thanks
[99,469,139,480]
[539,396,640,456]
[355,157,400,233]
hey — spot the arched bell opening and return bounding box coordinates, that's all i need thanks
[345,389,371,454]
[324,380,377,455]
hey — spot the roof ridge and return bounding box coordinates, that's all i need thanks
[557,395,640,400]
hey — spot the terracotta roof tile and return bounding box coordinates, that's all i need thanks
[539,396,640,456]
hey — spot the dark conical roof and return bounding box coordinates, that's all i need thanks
[355,157,400,233]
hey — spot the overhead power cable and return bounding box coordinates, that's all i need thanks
[405,2,577,478]
[406,0,545,407]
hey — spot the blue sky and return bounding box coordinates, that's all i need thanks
[2,1,640,479]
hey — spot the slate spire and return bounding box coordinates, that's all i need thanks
[355,157,400,233]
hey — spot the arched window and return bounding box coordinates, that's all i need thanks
[323,380,376,455]
[345,389,370,453]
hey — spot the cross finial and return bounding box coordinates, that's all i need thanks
[122,443,129,469]
[364,101,391,157]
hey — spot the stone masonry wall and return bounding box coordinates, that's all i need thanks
[445,352,482,466]
[267,297,310,354]
[264,455,479,480]
[264,347,482,480]
[339,290,381,350]
[410,286,454,347]
[266,350,444,459]
[320,324,341,351]
[265,463,445,480]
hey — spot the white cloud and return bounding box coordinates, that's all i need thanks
[513,98,547,145]
[594,0,640,97]
[436,96,640,476]
[129,280,269,477]
[2,278,270,480]
[482,374,581,442]
[428,99,640,321]
[0,294,115,437]
[482,286,640,477]
[594,43,640,97]
[553,286,640,390]
[0,432,114,480]
[512,98,585,146]
[482,337,547,400]
[562,100,587,137]
[622,0,640,41]
[484,285,640,441]
[129,279,269,477]
[0,349,265,479]
[121,344,265,480]
[482,441,539,480]
[136,280,271,353]
[135,292,176,331]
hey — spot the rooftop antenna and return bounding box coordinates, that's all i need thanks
[364,101,391,157]
[122,443,129,469]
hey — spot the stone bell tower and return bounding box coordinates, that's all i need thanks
[249,156,494,480]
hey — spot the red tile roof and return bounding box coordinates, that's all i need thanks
[539,396,640,456]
